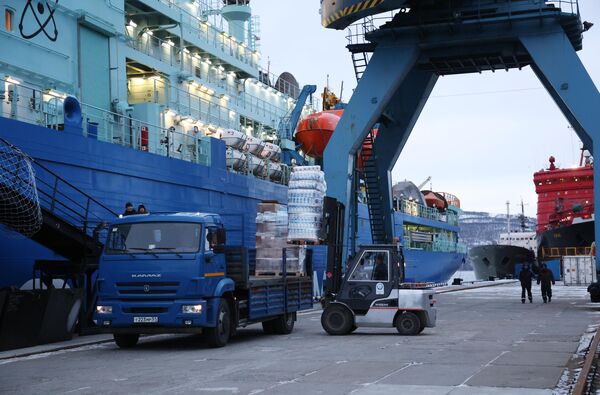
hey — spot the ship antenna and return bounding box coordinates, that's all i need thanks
[506,200,511,245]
[520,198,526,232]
[580,144,585,167]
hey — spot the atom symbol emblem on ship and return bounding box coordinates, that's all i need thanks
[19,0,59,42]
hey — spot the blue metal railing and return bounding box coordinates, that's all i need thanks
[396,199,460,226]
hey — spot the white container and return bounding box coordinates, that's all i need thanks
[562,256,597,286]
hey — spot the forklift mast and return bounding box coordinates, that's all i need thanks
[322,197,345,296]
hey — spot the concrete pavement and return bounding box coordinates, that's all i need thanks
[1,283,598,394]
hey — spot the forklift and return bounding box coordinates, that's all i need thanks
[319,198,437,336]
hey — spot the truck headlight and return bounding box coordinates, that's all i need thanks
[96,305,113,314]
[182,305,202,314]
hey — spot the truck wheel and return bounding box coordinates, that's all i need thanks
[114,334,139,348]
[205,299,231,348]
[262,320,276,334]
[321,304,353,335]
[273,313,296,335]
[395,311,421,336]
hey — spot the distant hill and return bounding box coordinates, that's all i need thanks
[458,211,536,269]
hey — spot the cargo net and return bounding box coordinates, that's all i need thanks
[0,139,43,236]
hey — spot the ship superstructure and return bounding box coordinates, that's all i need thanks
[0,0,311,177]
[534,154,595,259]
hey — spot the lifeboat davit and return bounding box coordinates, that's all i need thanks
[295,110,343,159]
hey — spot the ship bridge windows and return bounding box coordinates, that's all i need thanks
[4,8,13,32]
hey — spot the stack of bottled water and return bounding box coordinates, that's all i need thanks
[287,166,326,242]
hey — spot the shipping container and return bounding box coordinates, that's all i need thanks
[562,256,597,286]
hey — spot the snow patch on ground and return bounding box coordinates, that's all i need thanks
[554,323,600,394]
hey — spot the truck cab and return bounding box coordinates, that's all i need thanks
[321,245,437,336]
[94,212,312,348]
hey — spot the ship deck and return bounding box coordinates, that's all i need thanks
[1,282,598,394]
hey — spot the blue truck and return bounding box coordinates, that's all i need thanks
[94,212,313,348]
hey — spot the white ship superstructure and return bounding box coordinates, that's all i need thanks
[0,0,310,175]
[498,231,537,253]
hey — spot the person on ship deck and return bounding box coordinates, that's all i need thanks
[122,202,137,217]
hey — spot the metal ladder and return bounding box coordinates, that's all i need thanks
[359,132,387,244]
[346,16,377,82]
[351,50,371,82]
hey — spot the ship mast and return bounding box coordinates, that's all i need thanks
[506,200,511,245]
[520,199,526,232]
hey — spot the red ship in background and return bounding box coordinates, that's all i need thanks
[534,151,595,260]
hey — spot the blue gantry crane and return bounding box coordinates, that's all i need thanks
[321,0,600,266]
[279,84,317,165]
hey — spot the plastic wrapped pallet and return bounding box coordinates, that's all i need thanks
[287,166,326,243]
[255,246,307,275]
[255,201,307,275]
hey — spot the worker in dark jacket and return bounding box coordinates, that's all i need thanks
[537,263,555,303]
[373,255,388,281]
[519,263,534,303]
[122,202,137,216]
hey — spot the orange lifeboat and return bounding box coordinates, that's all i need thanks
[296,110,377,164]
[295,110,343,159]
[422,190,448,211]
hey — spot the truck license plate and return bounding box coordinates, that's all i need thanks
[134,316,158,324]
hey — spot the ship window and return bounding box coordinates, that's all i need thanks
[5,8,13,32]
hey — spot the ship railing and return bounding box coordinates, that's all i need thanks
[403,239,466,253]
[395,199,459,226]
[540,246,592,259]
[80,102,213,167]
[126,33,294,128]
[136,0,258,67]
[0,78,287,184]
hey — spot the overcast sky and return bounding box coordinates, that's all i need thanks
[252,1,600,217]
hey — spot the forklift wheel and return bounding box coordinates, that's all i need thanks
[395,311,421,336]
[321,304,353,335]
[114,334,139,348]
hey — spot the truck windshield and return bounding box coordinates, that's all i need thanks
[105,222,202,255]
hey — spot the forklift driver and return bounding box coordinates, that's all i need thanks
[373,254,388,281]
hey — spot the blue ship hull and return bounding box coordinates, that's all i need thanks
[404,250,465,284]
[0,117,463,288]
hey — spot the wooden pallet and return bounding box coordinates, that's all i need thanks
[254,270,306,277]
[288,240,321,246]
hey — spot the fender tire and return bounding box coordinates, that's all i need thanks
[321,304,353,335]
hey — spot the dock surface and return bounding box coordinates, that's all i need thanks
[1,283,598,394]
